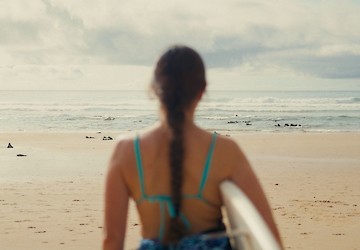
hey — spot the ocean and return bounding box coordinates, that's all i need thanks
[0,90,359,133]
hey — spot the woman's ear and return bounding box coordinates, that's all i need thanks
[196,90,204,101]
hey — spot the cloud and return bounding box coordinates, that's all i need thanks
[286,54,360,79]
[0,0,360,85]
[0,64,152,90]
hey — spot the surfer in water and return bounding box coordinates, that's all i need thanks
[103,45,282,249]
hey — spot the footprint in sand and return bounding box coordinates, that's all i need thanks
[273,206,285,210]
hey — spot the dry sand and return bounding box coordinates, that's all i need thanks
[0,132,359,249]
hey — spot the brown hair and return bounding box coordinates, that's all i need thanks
[152,45,206,242]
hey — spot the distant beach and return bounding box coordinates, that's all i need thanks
[1,132,359,249]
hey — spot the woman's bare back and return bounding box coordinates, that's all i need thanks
[118,125,239,239]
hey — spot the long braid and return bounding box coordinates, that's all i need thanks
[152,45,206,243]
[160,50,187,242]
[167,102,186,242]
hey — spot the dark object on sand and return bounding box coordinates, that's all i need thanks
[85,136,95,139]
[17,154,27,157]
[7,143,13,148]
[103,136,113,141]
[104,117,115,121]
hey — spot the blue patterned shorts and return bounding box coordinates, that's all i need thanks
[138,233,232,250]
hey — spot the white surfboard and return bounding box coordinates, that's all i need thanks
[220,181,281,250]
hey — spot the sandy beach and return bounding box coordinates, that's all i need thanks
[0,132,359,249]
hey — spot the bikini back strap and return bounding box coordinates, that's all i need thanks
[134,135,147,198]
[198,132,217,196]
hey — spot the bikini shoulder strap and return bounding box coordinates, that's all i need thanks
[198,132,217,195]
[134,135,147,198]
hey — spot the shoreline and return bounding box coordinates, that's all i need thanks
[1,132,359,249]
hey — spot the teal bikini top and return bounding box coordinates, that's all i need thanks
[134,133,218,241]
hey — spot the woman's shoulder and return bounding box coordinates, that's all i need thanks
[109,133,137,169]
[110,129,160,167]
[114,133,136,150]
[213,133,248,170]
[191,130,242,156]
[214,133,242,153]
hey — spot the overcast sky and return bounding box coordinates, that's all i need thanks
[1,0,360,90]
